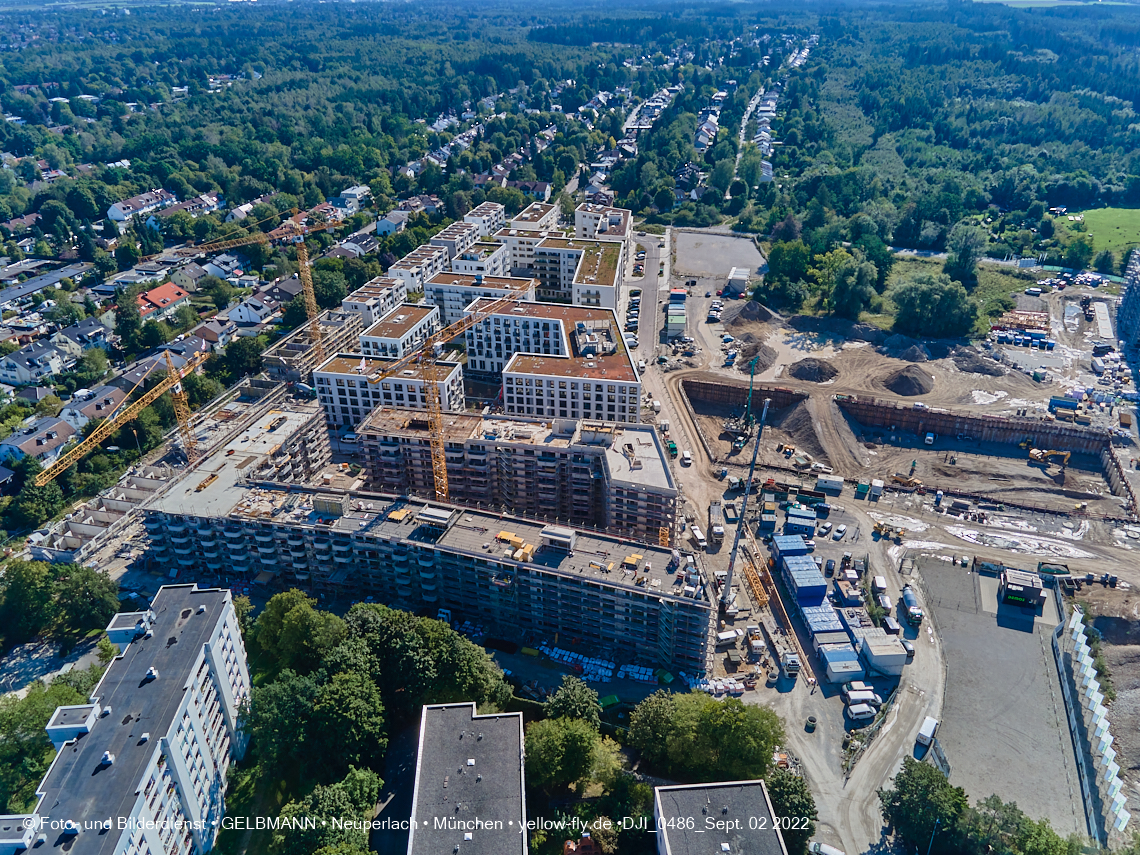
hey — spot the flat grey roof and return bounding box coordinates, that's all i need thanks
[654,781,788,855]
[34,585,230,855]
[408,703,525,855]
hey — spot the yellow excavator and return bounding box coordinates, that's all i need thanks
[1029,448,1071,468]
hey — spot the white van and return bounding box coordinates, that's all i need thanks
[845,690,882,707]
[681,450,692,465]
[917,716,939,746]
[638,359,646,372]
[846,703,877,722]
[872,575,887,594]
[809,843,846,855]
[691,525,707,549]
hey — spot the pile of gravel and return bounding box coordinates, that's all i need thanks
[726,301,777,327]
[788,358,840,383]
[952,346,1005,377]
[884,365,935,396]
[735,332,778,373]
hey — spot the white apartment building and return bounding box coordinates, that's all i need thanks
[423,272,536,325]
[428,221,479,260]
[462,200,507,237]
[510,201,559,231]
[341,277,409,326]
[359,303,440,358]
[463,298,589,374]
[533,237,624,309]
[388,244,448,292]
[495,226,567,277]
[314,353,464,426]
[450,241,509,278]
[0,585,250,855]
[574,202,632,245]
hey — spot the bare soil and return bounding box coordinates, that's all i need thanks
[788,358,839,383]
[882,364,935,396]
[1082,589,1140,795]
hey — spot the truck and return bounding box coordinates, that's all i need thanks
[690,525,707,549]
[709,501,725,543]
[917,716,940,746]
[652,400,662,414]
[925,432,935,445]
[900,584,925,625]
[724,502,739,524]
[666,440,678,458]
[760,614,801,679]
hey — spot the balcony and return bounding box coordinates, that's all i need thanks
[165,521,188,535]
[332,542,351,552]
[416,554,435,568]
[224,529,245,540]
[170,534,192,546]
[257,545,277,555]
[254,533,274,543]
[287,535,305,546]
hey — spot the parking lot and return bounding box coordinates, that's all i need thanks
[917,557,1086,835]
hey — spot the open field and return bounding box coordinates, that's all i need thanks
[672,231,764,277]
[1080,207,1140,254]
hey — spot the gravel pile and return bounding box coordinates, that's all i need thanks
[884,365,935,396]
[952,346,1006,377]
[788,358,839,383]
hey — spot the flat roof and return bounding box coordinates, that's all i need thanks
[316,352,459,379]
[504,350,637,382]
[494,227,567,241]
[654,780,788,855]
[33,585,231,855]
[432,221,478,239]
[361,304,437,341]
[407,703,525,855]
[391,245,446,268]
[345,277,403,300]
[466,201,504,217]
[426,272,536,292]
[511,201,556,224]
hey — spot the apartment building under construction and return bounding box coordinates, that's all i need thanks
[139,401,711,672]
[261,308,364,383]
[358,410,678,544]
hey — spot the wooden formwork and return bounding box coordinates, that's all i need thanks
[682,379,807,411]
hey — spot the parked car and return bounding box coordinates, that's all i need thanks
[833,524,848,540]
[846,703,877,723]
[818,522,833,535]
[705,290,712,297]
[825,559,836,576]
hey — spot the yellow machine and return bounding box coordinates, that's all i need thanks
[890,473,922,487]
[1029,448,1071,467]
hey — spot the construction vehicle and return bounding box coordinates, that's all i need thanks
[901,585,925,625]
[666,440,678,458]
[1029,448,1071,467]
[34,350,209,486]
[890,473,922,488]
[724,355,760,439]
[760,613,800,678]
[709,501,725,543]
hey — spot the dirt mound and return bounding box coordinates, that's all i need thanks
[884,365,935,396]
[735,332,777,373]
[771,400,827,462]
[898,345,929,363]
[787,358,839,383]
[786,315,888,344]
[725,300,777,327]
[952,346,1005,377]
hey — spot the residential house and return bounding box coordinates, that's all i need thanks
[159,335,210,360]
[202,254,245,280]
[376,210,409,236]
[507,180,552,201]
[137,283,190,320]
[60,385,127,430]
[170,262,211,292]
[0,417,75,463]
[398,194,442,215]
[15,386,54,405]
[51,317,110,359]
[258,275,304,306]
[0,340,66,385]
[189,318,237,352]
[226,202,255,222]
[145,194,221,229]
[330,185,371,216]
[339,234,379,257]
[109,352,190,393]
[107,189,177,225]
[1,212,39,234]
[229,295,279,327]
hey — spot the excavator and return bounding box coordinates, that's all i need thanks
[1029,448,1071,468]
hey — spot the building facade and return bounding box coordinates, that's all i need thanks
[359,304,440,359]
[532,238,623,309]
[449,241,509,278]
[262,309,364,383]
[462,200,507,237]
[359,411,677,545]
[388,245,448,292]
[510,201,559,231]
[341,277,409,327]
[427,221,479,261]
[574,203,632,245]
[313,353,464,426]
[0,585,250,855]
[422,272,536,325]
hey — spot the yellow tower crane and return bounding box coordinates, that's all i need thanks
[34,350,210,486]
[366,286,536,503]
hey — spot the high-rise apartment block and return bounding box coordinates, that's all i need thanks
[449,241,510,278]
[533,237,624,308]
[359,303,440,359]
[509,201,559,231]
[574,202,632,244]
[0,585,250,855]
[422,273,536,325]
[313,353,464,426]
[341,277,408,327]
[388,245,448,292]
[462,200,507,237]
[428,221,479,261]
[359,411,677,543]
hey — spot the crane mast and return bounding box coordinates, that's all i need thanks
[721,397,770,605]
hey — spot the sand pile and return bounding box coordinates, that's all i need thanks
[735,332,777,372]
[884,365,935,396]
[952,346,1005,377]
[787,358,839,383]
[771,401,827,461]
[898,345,929,363]
[726,300,776,327]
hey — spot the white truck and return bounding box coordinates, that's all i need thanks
[917,716,940,746]
[709,501,725,543]
[690,525,707,550]
[760,614,801,679]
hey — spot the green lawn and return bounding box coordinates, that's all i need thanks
[1076,207,1140,254]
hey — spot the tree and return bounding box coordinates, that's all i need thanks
[97,636,119,665]
[311,671,388,779]
[766,769,818,855]
[1094,249,1116,275]
[544,675,602,729]
[654,187,675,212]
[256,589,319,658]
[879,757,968,853]
[807,248,853,312]
[708,159,734,197]
[0,559,55,645]
[6,478,65,532]
[766,240,811,284]
[246,670,318,772]
[274,780,369,855]
[943,222,986,287]
[524,717,601,794]
[114,241,140,271]
[75,349,110,384]
[276,603,346,674]
[280,296,309,331]
[629,690,675,766]
[222,337,265,380]
[1064,236,1094,272]
[34,395,63,418]
[889,272,978,338]
[114,286,143,355]
[53,565,119,637]
[832,259,879,320]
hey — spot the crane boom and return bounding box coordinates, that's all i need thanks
[34,350,210,487]
[722,397,770,605]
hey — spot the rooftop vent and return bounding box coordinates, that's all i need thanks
[466,759,475,766]
[196,604,206,614]
[100,707,112,718]
[99,751,115,766]
[140,733,150,743]
[144,667,159,682]
[62,821,79,836]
